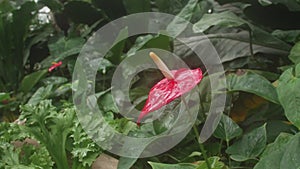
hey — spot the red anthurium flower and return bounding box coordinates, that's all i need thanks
[48,61,62,72]
[137,52,203,126]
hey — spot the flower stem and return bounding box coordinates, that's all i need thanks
[193,125,211,169]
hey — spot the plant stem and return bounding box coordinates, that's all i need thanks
[226,140,232,168]
[193,125,211,169]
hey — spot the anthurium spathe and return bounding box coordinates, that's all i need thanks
[137,52,203,126]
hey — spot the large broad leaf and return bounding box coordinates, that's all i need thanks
[148,162,197,169]
[149,157,227,169]
[166,0,199,37]
[27,85,53,106]
[277,63,300,129]
[190,11,290,61]
[152,0,190,14]
[41,37,85,67]
[226,124,267,162]
[0,1,37,91]
[213,114,242,142]
[91,0,126,19]
[24,25,54,66]
[123,0,151,14]
[106,27,128,64]
[39,0,63,11]
[226,71,279,104]
[19,69,48,93]
[64,1,103,25]
[117,157,137,169]
[254,133,293,169]
[272,30,300,44]
[99,92,119,113]
[196,156,228,169]
[0,93,10,102]
[193,11,290,51]
[193,11,246,33]
[280,133,300,169]
[288,42,300,64]
[127,34,170,57]
[258,0,300,11]
[174,31,289,65]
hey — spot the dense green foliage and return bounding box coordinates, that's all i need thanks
[0,0,300,168]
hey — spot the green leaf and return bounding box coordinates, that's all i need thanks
[152,0,190,14]
[149,161,197,169]
[226,124,267,162]
[227,71,279,104]
[280,133,300,169]
[265,120,296,143]
[193,11,245,33]
[272,30,300,43]
[106,27,128,64]
[166,0,199,37]
[213,114,242,142]
[42,76,68,86]
[99,92,119,113]
[196,157,228,169]
[127,34,170,57]
[27,85,53,106]
[277,63,300,129]
[255,133,293,169]
[289,42,300,64]
[41,37,85,67]
[117,157,137,169]
[38,0,63,11]
[123,0,151,14]
[64,1,103,25]
[0,93,10,102]
[193,11,291,52]
[175,31,289,65]
[19,69,48,93]
[258,0,300,11]
[149,157,227,169]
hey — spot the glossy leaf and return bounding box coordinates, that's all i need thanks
[193,11,290,52]
[166,0,199,37]
[258,0,300,11]
[227,71,279,104]
[175,31,289,65]
[226,124,267,162]
[64,1,103,25]
[0,93,10,102]
[193,11,245,33]
[213,114,242,142]
[254,133,293,169]
[99,92,119,113]
[27,85,53,106]
[106,27,128,64]
[277,63,300,129]
[117,157,137,169]
[149,162,197,169]
[288,42,300,64]
[127,34,171,57]
[41,37,85,67]
[196,157,228,169]
[123,0,151,14]
[19,70,48,93]
[280,133,300,169]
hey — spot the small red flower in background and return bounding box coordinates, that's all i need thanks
[137,52,203,126]
[48,61,62,72]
